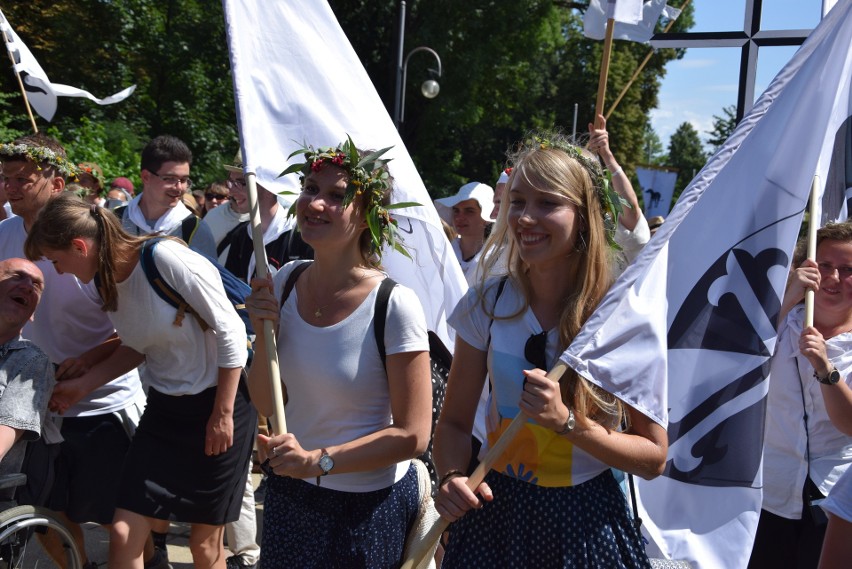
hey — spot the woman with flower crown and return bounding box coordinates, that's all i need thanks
[432,131,667,568]
[244,137,432,567]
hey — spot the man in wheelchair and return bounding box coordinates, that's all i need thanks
[0,257,53,502]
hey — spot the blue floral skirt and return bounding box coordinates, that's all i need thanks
[260,463,419,569]
[442,469,652,569]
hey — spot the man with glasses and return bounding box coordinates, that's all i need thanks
[116,135,216,259]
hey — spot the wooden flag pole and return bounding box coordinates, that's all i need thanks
[246,172,287,434]
[1,29,37,133]
[805,175,819,328]
[401,361,569,569]
[594,17,616,129]
[605,0,692,121]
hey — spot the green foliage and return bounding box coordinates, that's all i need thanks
[707,104,738,152]
[667,121,707,200]
[642,125,667,166]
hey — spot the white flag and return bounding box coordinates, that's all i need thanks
[562,3,852,568]
[0,9,135,122]
[636,166,677,218]
[221,0,467,348]
[584,0,680,43]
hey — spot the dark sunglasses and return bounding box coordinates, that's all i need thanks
[524,331,548,370]
[205,193,229,201]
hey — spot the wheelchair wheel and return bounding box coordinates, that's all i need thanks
[0,505,82,569]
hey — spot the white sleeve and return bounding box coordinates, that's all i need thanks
[153,241,247,368]
[384,285,429,356]
[447,278,504,352]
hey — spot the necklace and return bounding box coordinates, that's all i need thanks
[312,270,374,318]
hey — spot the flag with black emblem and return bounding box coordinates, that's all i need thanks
[561,4,852,568]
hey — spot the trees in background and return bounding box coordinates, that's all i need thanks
[667,121,706,200]
[0,0,694,197]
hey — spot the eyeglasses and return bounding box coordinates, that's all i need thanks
[226,178,246,190]
[205,193,229,201]
[150,172,193,189]
[524,331,548,370]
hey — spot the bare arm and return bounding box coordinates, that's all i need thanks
[245,275,280,419]
[0,426,21,463]
[262,350,431,478]
[520,368,668,480]
[49,344,145,414]
[589,114,641,231]
[205,366,242,456]
[800,326,852,435]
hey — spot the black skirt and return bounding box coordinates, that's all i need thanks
[116,380,257,525]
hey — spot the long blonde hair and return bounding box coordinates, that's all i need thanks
[478,131,624,426]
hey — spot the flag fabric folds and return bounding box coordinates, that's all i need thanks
[584,0,681,43]
[563,3,852,568]
[221,0,467,348]
[0,8,135,122]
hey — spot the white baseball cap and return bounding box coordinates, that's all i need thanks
[434,182,494,224]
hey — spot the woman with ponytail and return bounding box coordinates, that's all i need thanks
[25,192,255,569]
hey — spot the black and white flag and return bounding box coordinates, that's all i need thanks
[562,3,852,567]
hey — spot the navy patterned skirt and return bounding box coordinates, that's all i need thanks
[260,462,419,569]
[442,469,652,569]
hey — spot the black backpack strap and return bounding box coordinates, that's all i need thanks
[181,214,201,245]
[486,276,509,352]
[217,222,244,257]
[280,261,313,306]
[140,238,209,330]
[373,277,398,371]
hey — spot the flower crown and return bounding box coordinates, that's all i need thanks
[279,135,420,260]
[0,143,79,178]
[528,134,628,250]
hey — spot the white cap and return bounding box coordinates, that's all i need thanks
[434,182,494,224]
[496,170,510,185]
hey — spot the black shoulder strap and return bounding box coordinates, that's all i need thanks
[140,238,209,330]
[280,261,313,306]
[217,222,244,257]
[181,214,201,245]
[373,277,398,370]
[486,276,509,351]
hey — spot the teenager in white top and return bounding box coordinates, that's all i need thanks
[246,138,431,567]
[26,192,253,569]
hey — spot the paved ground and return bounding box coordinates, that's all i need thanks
[76,472,264,568]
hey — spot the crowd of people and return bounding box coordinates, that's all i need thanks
[0,117,850,569]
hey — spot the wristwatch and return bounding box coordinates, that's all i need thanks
[316,449,334,486]
[555,408,576,435]
[815,367,841,385]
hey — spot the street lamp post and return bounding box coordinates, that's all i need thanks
[393,45,442,129]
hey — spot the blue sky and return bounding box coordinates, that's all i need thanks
[650,0,825,151]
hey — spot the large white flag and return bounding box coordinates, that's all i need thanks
[584,0,681,43]
[221,0,467,347]
[0,9,135,122]
[636,165,678,218]
[562,3,852,568]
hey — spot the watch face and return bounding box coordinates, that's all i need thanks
[319,454,334,474]
[827,369,841,385]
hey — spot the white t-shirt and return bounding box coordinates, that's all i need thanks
[200,204,249,264]
[823,464,852,523]
[762,305,852,519]
[2,202,13,219]
[451,237,483,287]
[449,277,612,487]
[272,260,429,492]
[0,216,142,417]
[108,239,248,395]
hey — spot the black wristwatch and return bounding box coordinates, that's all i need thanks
[815,367,841,385]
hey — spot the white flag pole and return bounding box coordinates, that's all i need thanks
[401,361,568,569]
[1,28,37,133]
[246,172,287,434]
[805,175,819,328]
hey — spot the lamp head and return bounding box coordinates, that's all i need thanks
[421,79,440,99]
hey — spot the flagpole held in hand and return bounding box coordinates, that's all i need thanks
[594,17,616,130]
[401,361,569,569]
[246,172,287,434]
[1,28,37,133]
[805,175,820,328]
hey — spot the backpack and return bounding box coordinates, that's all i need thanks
[114,205,201,246]
[95,237,256,365]
[281,261,451,494]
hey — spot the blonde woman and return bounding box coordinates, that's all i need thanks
[433,132,666,568]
